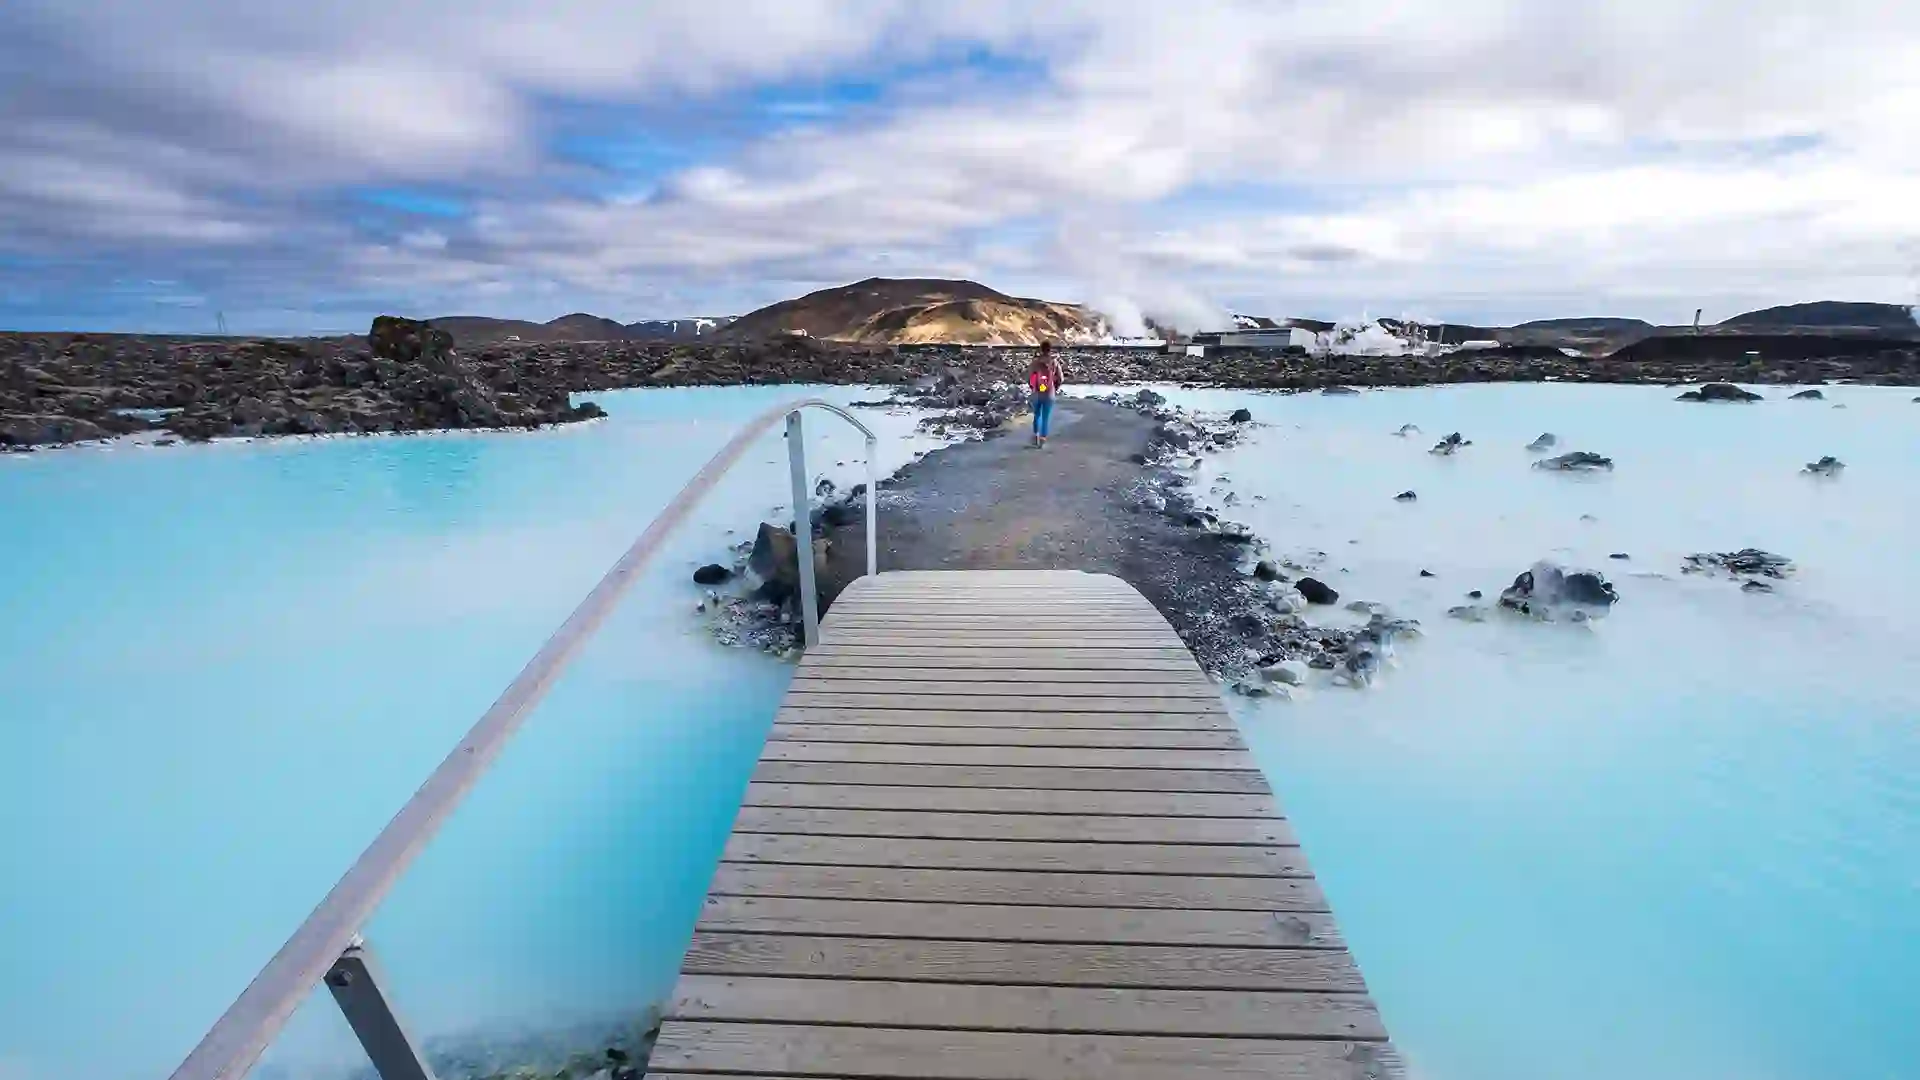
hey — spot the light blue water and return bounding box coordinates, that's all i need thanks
[1103,383,1920,1080]
[5,383,1918,1080]
[0,388,948,1080]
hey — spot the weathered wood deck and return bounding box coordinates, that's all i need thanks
[654,570,1399,1080]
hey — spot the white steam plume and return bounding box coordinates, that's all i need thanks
[1053,212,1229,336]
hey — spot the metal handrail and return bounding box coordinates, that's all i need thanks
[169,398,879,1080]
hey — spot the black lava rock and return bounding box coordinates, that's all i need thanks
[1295,577,1340,605]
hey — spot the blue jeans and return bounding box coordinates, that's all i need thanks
[1033,394,1055,437]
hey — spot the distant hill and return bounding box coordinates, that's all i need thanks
[626,317,737,341]
[720,278,1106,346]
[427,313,735,346]
[1719,301,1917,332]
[1517,317,1654,331]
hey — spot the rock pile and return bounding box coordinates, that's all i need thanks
[1683,549,1795,580]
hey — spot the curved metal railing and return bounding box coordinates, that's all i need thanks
[168,398,880,1080]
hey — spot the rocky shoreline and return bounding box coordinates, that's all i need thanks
[6,322,1917,450]
[688,383,1434,692]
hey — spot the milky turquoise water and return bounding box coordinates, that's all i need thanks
[4,382,1918,1080]
[1112,383,1920,1080]
[0,387,947,1080]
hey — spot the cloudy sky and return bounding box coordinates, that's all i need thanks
[3,0,1917,334]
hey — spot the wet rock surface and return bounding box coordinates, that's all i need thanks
[1498,562,1619,620]
[1535,451,1614,471]
[1676,382,1763,402]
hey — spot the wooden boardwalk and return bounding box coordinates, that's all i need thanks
[654,570,1399,1080]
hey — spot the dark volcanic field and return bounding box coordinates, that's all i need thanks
[4,321,1918,449]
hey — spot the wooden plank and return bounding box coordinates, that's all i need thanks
[782,694,1224,714]
[723,835,1311,877]
[695,896,1347,948]
[761,743,1255,771]
[776,707,1235,730]
[707,864,1328,910]
[793,665,1213,685]
[650,1023,1396,1080]
[789,678,1217,698]
[669,976,1385,1040]
[802,651,1201,670]
[682,933,1361,991]
[769,724,1246,750]
[816,635,1187,650]
[732,807,1294,845]
[753,762,1272,793]
[742,784,1280,817]
[826,617,1169,630]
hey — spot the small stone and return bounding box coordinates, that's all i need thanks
[1742,579,1774,593]
[1609,553,1630,560]
[1527,432,1558,452]
[1294,577,1340,605]
[693,563,733,585]
[1467,590,1484,599]
[1447,604,1489,622]
[1229,408,1253,423]
[1419,569,1435,577]
[1789,388,1825,400]
[1394,490,1417,502]
[1260,659,1309,686]
[1802,455,1844,476]
[1253,560,1282,581]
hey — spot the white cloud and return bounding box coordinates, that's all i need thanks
[3,0,1918,327]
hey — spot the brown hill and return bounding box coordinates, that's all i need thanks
[720,278,1107,345]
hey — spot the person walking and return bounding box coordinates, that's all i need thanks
[1027,341,1064,448]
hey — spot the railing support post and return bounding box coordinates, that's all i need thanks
[324,940,438,1080]
[786,411,821,647]
[863,435,878,578]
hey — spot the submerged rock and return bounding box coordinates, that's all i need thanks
[1447,604,1489,622]
[1527,432,1558,452]
[1790,388,1826,400]
[1322,386,1360,396]
[1294,577,1340,605]
[1229,407,1253,423]
[1683,548,1795,579]
[1742,579,1775,593]
[1676,382,1762,402]
[1260,659,1309,686]
[1802,455,1845,476]
[1534,451,1614,471]
[1609,552,1631,560]
[1429,432,1471,455]
[1498,562,1618,620]
[1394,490,1418,502]
[1394,423,1421,437]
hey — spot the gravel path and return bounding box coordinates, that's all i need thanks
[817,397,1274,675]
